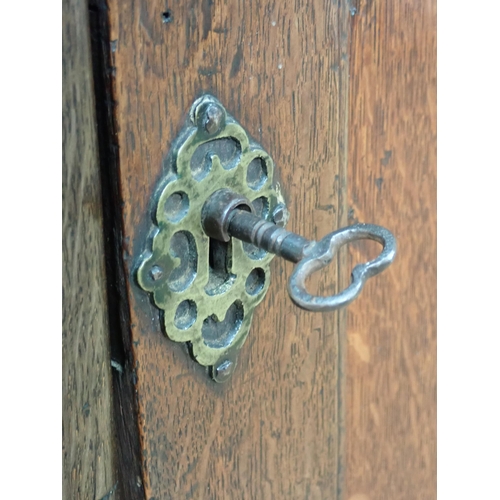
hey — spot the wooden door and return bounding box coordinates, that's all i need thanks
[62,0,436,498]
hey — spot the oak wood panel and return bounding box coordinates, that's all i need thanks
[62,0,116,498]
[345,1,437,499]
[105,0,351,497]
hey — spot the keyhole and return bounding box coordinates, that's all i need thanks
[204,238,236,295]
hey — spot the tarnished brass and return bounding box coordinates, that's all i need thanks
[136,95,287,382]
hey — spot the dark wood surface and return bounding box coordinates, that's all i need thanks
[345,1,437,499]
[62,0,116,498]
[104,0,351,497]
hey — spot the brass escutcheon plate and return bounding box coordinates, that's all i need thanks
[136,95,287,382]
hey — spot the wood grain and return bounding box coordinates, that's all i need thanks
[104,0,351,497]
[62,0,117,498]
[345,1,437,499]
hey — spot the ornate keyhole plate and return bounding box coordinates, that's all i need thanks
[136,95,288,382]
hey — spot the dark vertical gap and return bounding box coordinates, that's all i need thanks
[205,238,232,295]
[87,1,146,498]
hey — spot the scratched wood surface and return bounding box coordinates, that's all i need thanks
[345,1,437,499]
[62,0,116,498]
[104,0,351,497]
